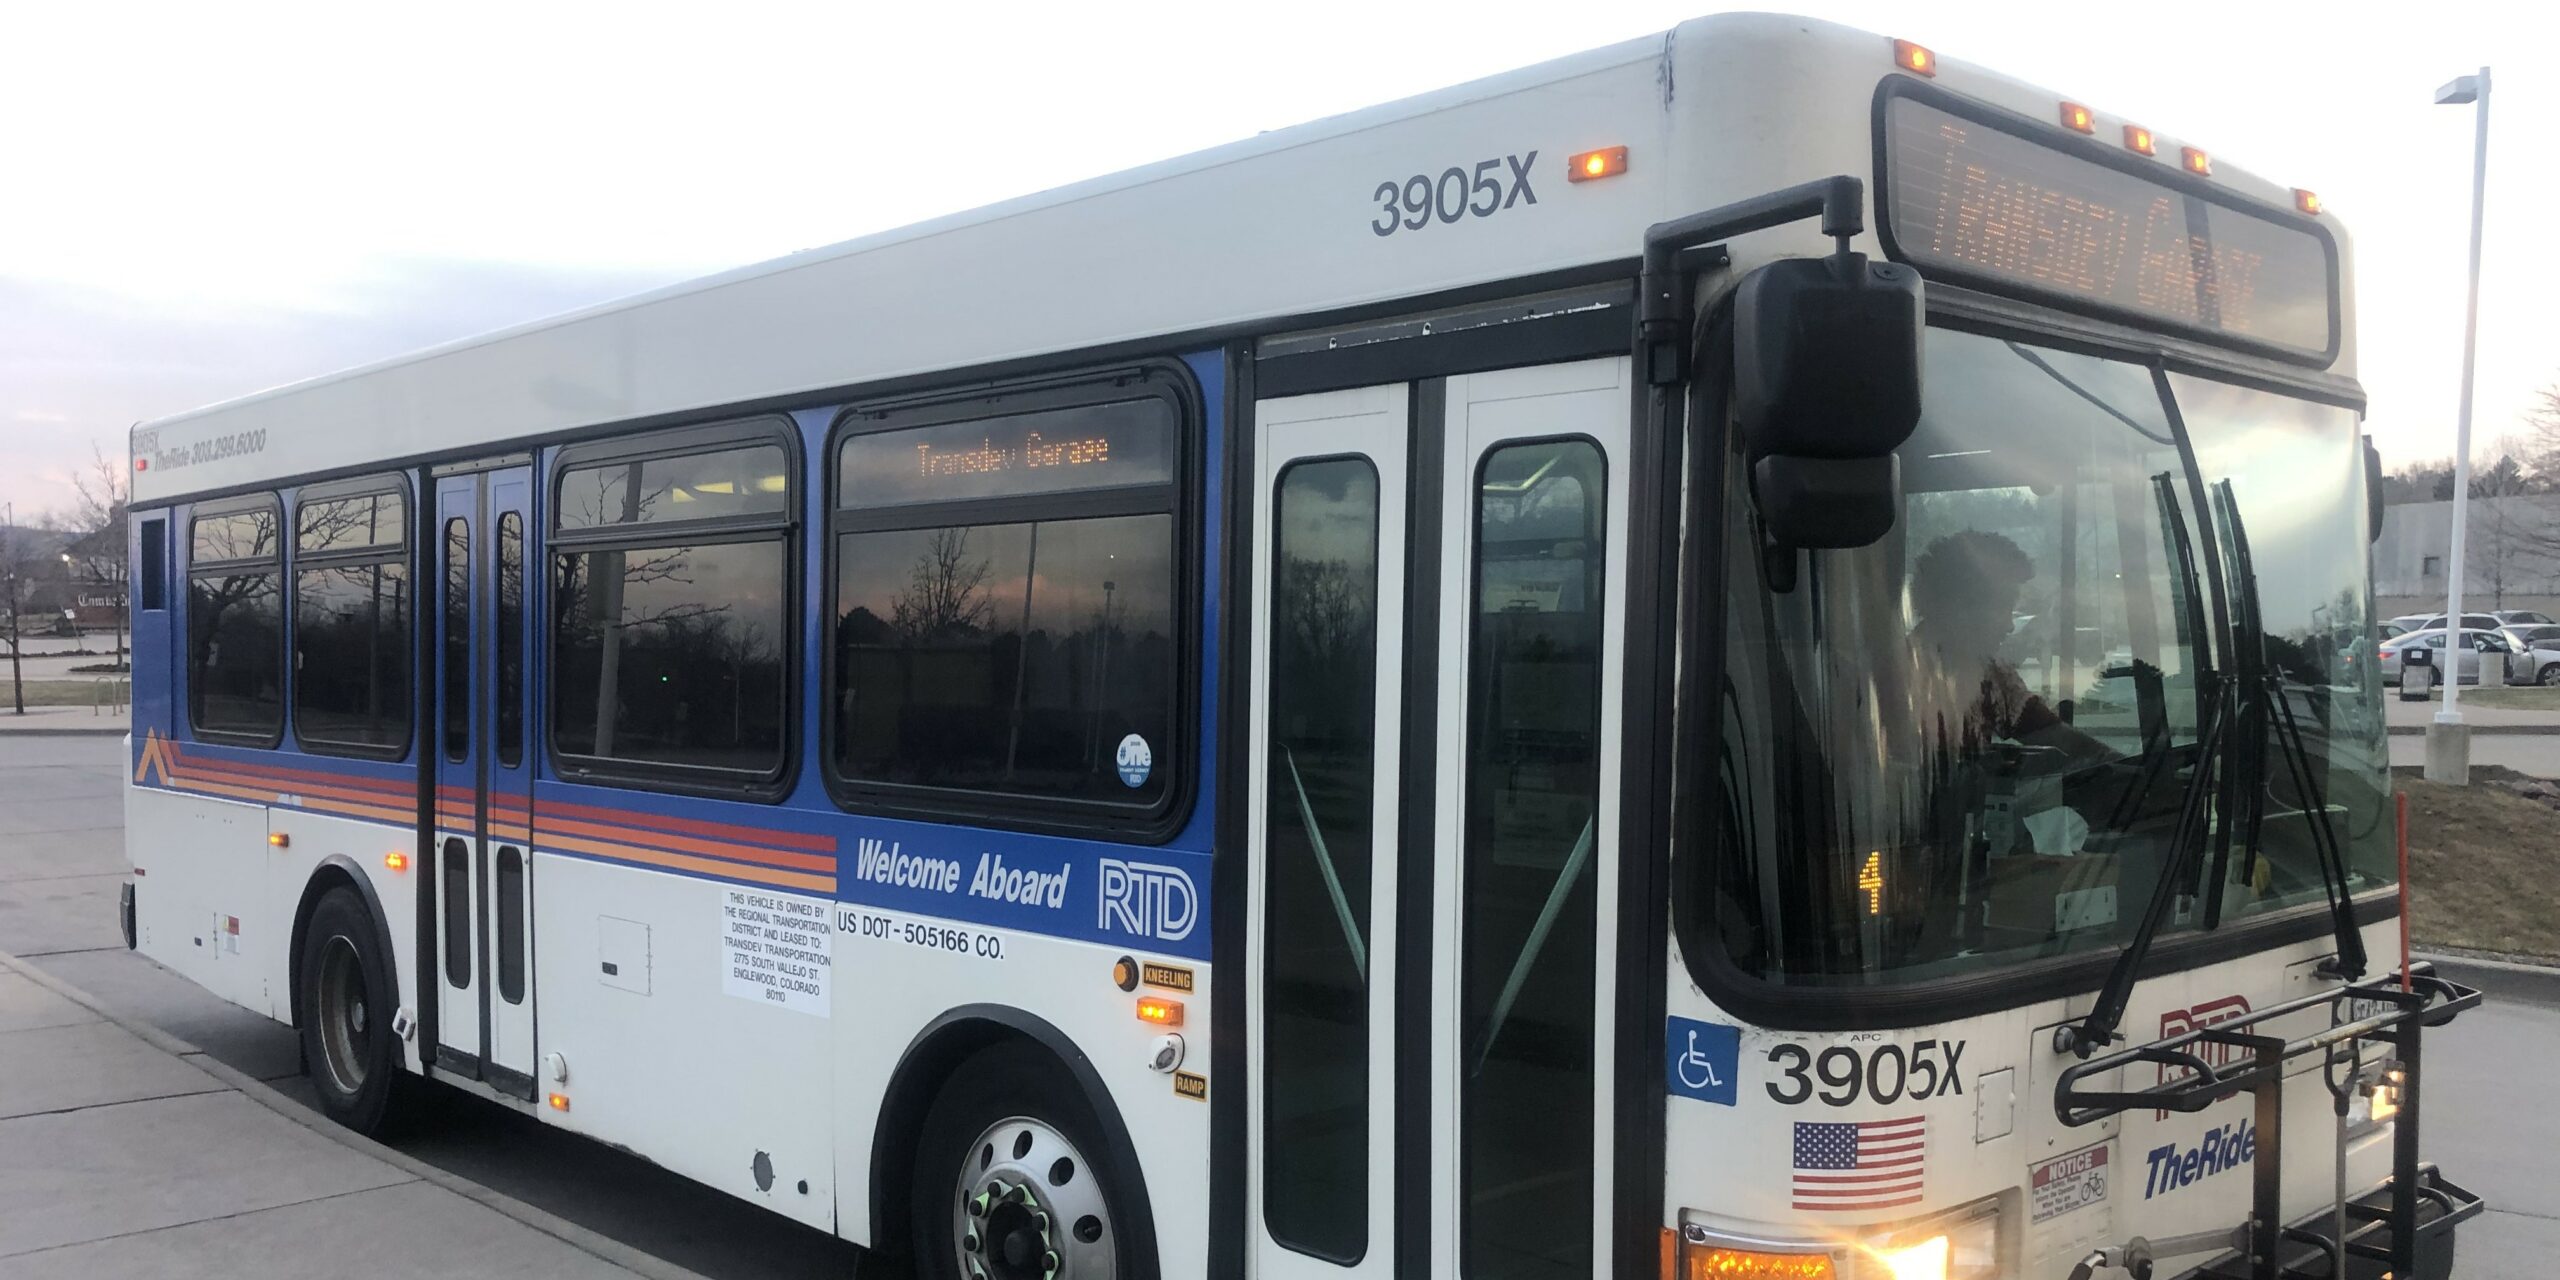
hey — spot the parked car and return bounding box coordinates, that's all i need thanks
[2378,621,2411,641]
[2407,612,2505,634]
[2495,617,2560,653]
[2491,609,2556,627]
[2512,627,2560,686]
[2377,626,2521,684]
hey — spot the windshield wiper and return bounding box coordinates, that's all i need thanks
[2063,473,2224,1055]
[2212,480,2366,979]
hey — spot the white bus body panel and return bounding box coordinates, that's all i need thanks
[131,12,2352,507]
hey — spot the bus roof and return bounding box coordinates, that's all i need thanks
[133,11,2354,504]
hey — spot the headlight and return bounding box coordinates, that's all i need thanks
[1859,1200,1998,1280]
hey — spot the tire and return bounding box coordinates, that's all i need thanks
[297,886,408,1135]
[909,1045,1138,1280]
[2538,663,2560,687]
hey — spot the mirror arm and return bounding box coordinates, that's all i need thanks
[1639,175,1867,386]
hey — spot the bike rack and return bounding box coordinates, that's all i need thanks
[2055,967,2483,1280]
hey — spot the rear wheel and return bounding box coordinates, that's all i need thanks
[298,886,408,1135]
[910,1046,1134,1280]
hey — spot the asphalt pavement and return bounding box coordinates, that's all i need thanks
[0,734,2550,1278]
[0,736,871,1280]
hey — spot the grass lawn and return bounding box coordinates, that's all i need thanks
[2399,765,2560,961]
[0,678,129,709]
[2457,684,2560,711]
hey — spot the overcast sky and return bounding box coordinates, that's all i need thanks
[3,1,2551,523]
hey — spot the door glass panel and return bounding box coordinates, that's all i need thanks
[498,512,525,768]
[1262,458,1382,1263]
[444,518,471,763]
[497,847,526,1004]
[1459,439,1605,1280]
[442,836,472,988]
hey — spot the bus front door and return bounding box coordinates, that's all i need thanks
[1247,358,1631,1280]
[430,465,538,1099]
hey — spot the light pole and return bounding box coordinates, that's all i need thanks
[2425,66,2491,786]
[3,503,20,716]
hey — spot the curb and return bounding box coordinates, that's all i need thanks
[2417,949,2560,1009]
[2385,724,2560,737]
[0,947,715,1280]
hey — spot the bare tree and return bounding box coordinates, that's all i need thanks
[891,528,993,641]
[46,442,130,670]
[0,517,44,715]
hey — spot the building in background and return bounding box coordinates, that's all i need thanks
[2376,492,2560,619]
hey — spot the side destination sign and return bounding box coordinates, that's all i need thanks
[842,826,1211,961]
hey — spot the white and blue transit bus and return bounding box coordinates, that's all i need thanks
[120,13,2480,1280]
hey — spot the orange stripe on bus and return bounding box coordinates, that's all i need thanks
[532,815,835,873]
[533,796,835,853]
[556,839,834,893]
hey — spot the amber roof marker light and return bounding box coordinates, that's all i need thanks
[2122,124,2156,157]
[2295,189,2323,216]
[1568,146,1629,183]
[2059,102,2095,134]
[2182,146,2213,176]
[1891,38,1936,77]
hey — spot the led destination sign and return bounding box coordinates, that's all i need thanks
[1883,95,2335,357]
[841,398,1176,508]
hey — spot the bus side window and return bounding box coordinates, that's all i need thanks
[139,518,167,611]
[828,381,1185,818]
[187,499,285,745]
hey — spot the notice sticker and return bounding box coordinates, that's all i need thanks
[721,888,833,1017]
[2030,1142,2110,1223]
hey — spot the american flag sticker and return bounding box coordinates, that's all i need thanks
[1791,1116,1927,1211]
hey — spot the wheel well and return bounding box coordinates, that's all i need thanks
[869,1005,1160,1280]
[285,859,396,1031]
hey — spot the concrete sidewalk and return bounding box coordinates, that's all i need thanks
[2384,694,2560,735]
[0,949,703,1280]
[0,707,129,736]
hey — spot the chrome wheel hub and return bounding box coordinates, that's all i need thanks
[952,1116,1113,1280]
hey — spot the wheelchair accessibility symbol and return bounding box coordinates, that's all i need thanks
[1664,1016,1739,1106]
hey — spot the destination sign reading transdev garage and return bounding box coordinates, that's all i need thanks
[840,398,1176,508]
[1883,96,2334,357]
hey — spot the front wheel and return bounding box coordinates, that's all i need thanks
[297,886,409,1135]
[910,1047,1134,1280]
[2537,663,2560,687]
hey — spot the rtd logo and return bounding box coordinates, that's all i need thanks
[1097,858,1198,942]
[2156,994,2252,1113]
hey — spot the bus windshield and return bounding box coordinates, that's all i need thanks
[1705,326,2392,988]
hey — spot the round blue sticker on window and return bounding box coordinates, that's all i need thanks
[1115,734,1153,788]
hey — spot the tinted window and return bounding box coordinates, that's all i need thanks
[557,445,789,529]
[497,846,525,1004]
[193,509,278,564]
[444,519,471,763]
[294,561,412,753]
[834,517,1173,803]
[554,539,789,774]
[1460,439,1604,1280]
[189,571,283,740]
[831,390,1184,812]
[139,518,167,611]
[298,492,406,553]
[442,836,471,987]
[839,399,1176,507]
[1261,459,1381,1263]
[188,502,283,742]
[498,512,524,768]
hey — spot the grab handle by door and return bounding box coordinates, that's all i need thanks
[1473,815,1595,1075]
[1282,745,1367,980]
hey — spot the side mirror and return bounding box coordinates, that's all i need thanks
[1733,255,1924,549]
[2364,435,2384,545]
